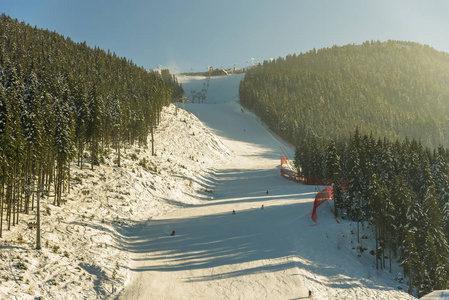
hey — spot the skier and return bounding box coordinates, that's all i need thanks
[232,210,236,214]
[266,190,268,195]
[308,290,312,298]
[171,230,175,236]
[261,205,264,209]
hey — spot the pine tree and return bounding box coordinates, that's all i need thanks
[326,140,343,215]
[382,183,395,273]
[86,83,103,170]
[73,82,89,169]
[4,63,25,229]
[366,173,383,269]
[421,185,449,290]
[40,91,56,196]
[421,230,448,291]
[109,91,121,166]
[406,194,426,255]
[294,144,303,176]
[443,202,449,240]
[391,175,415,254]
[347,130,365,240]
[419,269,433,298]
[401,228,422,295]
[326,140,340,179]
[0,84,11,237]
[432,147,449,208]
[419,159,434,201]
[54,98,74,205]
[378,139,395,188]
[22,71,43,213]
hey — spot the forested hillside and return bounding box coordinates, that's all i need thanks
[294,130,449,296]
[240,40,449,296]
[0,14,181,236]
[239,40,449,148]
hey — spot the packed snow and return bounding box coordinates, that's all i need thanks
[420,290,449,299]
[118,74,417,300]
[1,73,421,299]
[0,103,230,299]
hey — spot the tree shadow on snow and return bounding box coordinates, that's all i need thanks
[120,200,395,292]
[79,262,108,297]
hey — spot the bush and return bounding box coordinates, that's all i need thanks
[358,245,367,253]
[17,260,27,270]
[138,158,147,169]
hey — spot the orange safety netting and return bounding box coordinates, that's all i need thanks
[311,183,347,223]
[281,156,288,175]
[279,156,346,223]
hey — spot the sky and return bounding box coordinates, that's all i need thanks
[1,0,449,73]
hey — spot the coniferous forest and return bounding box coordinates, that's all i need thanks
[294,130,449,296]
[240,41,449,295]
[240,40,449,148]
[0,14,182,237]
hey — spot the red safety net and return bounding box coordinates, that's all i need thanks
[281,156,288,175]
[311,183,347,223]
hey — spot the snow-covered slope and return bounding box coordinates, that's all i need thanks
[1,73,419,299]
[117,74,417,300]
[0,104,230,299]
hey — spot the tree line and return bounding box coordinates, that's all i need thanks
[238,40,449,295]
[0,14,182,237]
[294,130,449,296]
[240,40,449,149]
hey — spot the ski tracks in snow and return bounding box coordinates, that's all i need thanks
[118,75,416,300]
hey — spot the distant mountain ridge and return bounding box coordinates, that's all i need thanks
[239,40,449,148]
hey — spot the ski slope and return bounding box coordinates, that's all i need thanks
[118,74,416,299]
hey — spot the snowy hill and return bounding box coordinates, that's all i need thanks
[1,73,419,299]
[0,104,230,299]
[117,74,417,300]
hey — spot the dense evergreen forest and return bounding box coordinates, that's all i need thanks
[240,41,449,294]
[0,14,182,237]
[240,40,449,148]
[295,130,449,296]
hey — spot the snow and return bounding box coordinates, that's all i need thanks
[117,74,417,300]
[420,291,449,299]
[1,73,419,299]
[0,103,230,299]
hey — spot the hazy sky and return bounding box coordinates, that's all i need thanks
[2,0,449,73]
